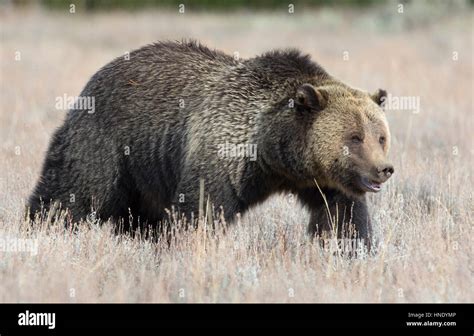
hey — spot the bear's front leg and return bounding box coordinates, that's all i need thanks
[298,188,373,252]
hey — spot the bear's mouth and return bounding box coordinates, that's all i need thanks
[358,177,382,193]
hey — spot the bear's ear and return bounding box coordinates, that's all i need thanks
[371,88,387,107]
[295,84,327,113]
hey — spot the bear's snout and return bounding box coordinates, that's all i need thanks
[376,164,394,182]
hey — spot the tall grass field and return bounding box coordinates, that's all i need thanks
[0,4,472,302]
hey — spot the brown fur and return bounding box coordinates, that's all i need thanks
[28,41,393,251]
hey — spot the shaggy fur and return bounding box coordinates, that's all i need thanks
[28,40,393,246]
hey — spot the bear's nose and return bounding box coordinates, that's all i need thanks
[377,164,394,179]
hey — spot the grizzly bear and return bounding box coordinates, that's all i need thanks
[28,40,393,248]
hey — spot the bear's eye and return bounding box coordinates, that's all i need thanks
[379,136,386,145]
[351,135,363,144]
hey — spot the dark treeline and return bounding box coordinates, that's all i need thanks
[32,0,391,11]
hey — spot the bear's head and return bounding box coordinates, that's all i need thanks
[265,82,393,198]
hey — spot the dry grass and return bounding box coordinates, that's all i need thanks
[0,4,473,302]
